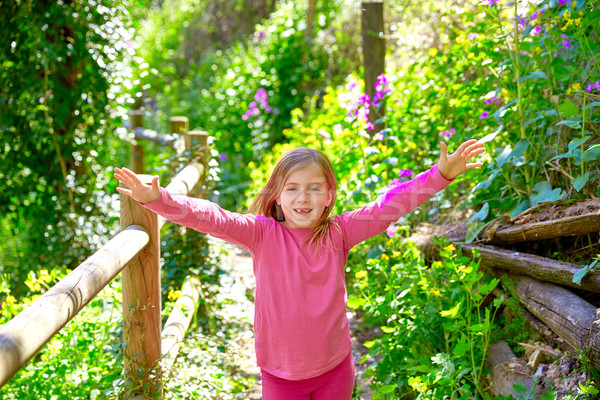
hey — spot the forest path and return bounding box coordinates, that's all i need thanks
[218,242,374,399]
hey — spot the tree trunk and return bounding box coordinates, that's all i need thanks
[361,1,385,134]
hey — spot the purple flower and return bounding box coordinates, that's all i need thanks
[219,153,228,161]
[486,0,500,5]
[386,225,399,238]
[558,0,568,5]
[438,128,456,137]
[468,33,479,40]
[587,81,600,92]
[480,111,490,119]
[532,26,544,36]
[366,122,375,130]
[561,34,571,48]
[8,98,12,104]
[399,168,413,178]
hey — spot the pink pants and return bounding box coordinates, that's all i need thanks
[261,352,355,400]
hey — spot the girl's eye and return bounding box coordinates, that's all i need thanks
[309,187,320,192]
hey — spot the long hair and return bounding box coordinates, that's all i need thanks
[249,148,340,253]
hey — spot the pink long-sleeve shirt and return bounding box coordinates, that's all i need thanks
[141,164,452,380]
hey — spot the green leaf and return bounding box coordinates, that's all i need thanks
[568,136,589,152]
[453,341,471,357]
[513,381,528,396]
[440,303,460,318]
[572,259,598,286]
[468,202,489,224]
[558,99,579,118]
[465,221,486,244]
[347,296,366,309]
[518,71,547,81]
[556,116,582,129]
[530,181,566,206]
[582,102,600,110]
[381,326,395,333]
[470,323,487,333]
[572,172,589,192]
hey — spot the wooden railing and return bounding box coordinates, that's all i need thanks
[0,111,210,399]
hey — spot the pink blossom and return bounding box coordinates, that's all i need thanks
[374,132,384,140]
[386,225,399,238]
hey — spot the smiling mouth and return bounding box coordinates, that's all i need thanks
[293,208,313,215]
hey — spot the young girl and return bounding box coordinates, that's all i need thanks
[114,139,485,399]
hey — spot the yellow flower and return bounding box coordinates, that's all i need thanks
[168,289,182,302]
[39,269,52,283]
[443,244,456,252]
[355,270,368,280]
[380,254,389,261]
[468,52,475,59]
[429,288,441,297]
[428,48,438,57]
[4,295,16,305]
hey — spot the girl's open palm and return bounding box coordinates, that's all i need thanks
[438,139,485,180]
[114,167,161,203]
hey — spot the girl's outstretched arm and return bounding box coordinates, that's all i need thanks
[113,167,161,203]
[438,139,486,180]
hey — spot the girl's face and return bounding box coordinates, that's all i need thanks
[276,164,333,229]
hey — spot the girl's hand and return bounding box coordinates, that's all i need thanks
[113,167,161,203]
[438,139,485,181]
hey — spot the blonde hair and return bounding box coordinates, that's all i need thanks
[249,148,340,253]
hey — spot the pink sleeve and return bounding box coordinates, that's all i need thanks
[140,187,266,252]
[337,164,453,250]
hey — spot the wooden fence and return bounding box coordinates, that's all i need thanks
[0,110,209,399]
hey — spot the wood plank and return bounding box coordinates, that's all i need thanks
[160,276,202,371]
[0,226,149,387]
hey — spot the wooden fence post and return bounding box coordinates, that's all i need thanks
[120,177,162,399]
[130,110,145,173]
[361,1,386,134]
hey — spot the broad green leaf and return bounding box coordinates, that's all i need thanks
[509,199,530,218]
[468,202,489,224]
[511,139,529,158]
[558,99,579,118]
[556,116,582,129]
[530,181,566,206]
[495,145,513,168]
[518,71,547,82]
[568,136,589,152]
[513,381,528,396]
[494,98,519,121]
[583,102,600,110]
[572,259,598,286]
[572,172,589,192]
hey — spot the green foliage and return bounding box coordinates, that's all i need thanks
[348,238,501,399]
[0,0,136,291]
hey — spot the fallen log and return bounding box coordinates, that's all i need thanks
[416,239,600,293]
[485,341,534,398]
[510,274,600,371]
[486,211,600,245]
